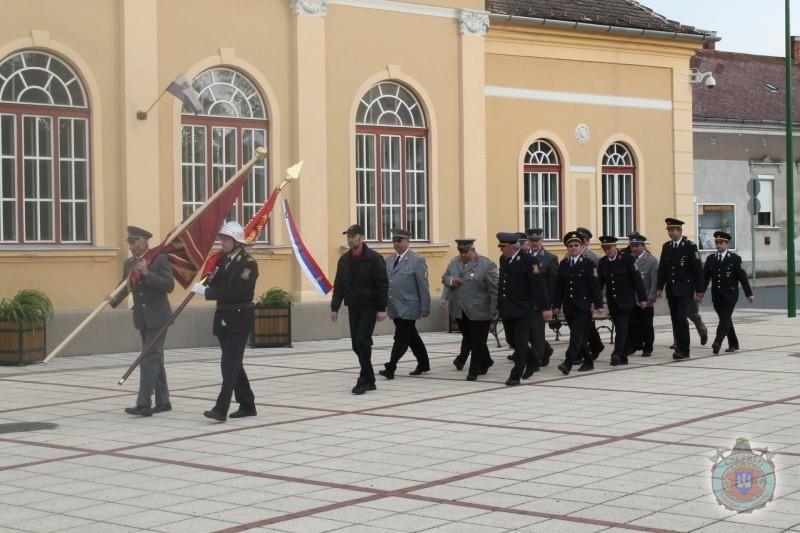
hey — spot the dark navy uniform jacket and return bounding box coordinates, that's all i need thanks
[657,236,704,297]
[702,252,753,306]
[497,250,549,319]
[597,252,647,310]
[553,255,602,312]
[205,250,259,335]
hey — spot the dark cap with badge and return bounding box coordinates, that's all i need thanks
[628,232,647,244]
[455,238,476,252]
[391,228,412,240]
[599,235,618,246]
[126,225,152,241]
[665,218,684,228]
[576,227,593,240]
[496,232,521,246]
[526,228,544,241]
[563,231,582,246]
[342,224,364,236]
[713,231,732,241]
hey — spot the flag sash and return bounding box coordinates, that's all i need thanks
[282,199,332,295]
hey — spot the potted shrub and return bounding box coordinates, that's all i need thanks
[0,289,54,365]
[251,287,292,348]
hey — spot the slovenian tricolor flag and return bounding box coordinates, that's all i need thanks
[282,199,333,295]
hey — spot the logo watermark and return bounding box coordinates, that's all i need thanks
[710,438,776,513]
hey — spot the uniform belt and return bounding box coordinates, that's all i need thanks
[216,302,253,311]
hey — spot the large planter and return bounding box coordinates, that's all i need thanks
[0,320,46,365]
[251,304,292,348]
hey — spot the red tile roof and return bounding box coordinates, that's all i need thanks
[692,49,800,124]
[486,0,712,36]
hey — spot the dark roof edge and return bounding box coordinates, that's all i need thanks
[489,13,720,43]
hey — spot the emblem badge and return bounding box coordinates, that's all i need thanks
[533,264,540,274]
[241,268,251,280]
[711,438,776,513]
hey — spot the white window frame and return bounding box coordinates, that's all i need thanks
[601,143,635,239]
[755,174,775,228]
[522,140,560,240]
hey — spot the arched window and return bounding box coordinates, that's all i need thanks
[180,68,269,242]
[355,81,428,241]
[0,51,90,243]
[601,142,636,238]
[523,140,560,240]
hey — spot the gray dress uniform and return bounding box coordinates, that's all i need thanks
[111,252,174,409]
[382,248,431,376]
[442,250,498,378]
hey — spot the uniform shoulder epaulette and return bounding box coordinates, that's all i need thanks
[685,239,695,246]
[240,252,256,264]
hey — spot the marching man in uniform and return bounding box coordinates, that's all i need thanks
[525,229,558,367]
[657,218,705,360]
[625,232,659,357]
[496,232,551,386]
[596,236,647,366]
[192,221,259,421]
[440,239,498,380]
[553,231,603,375]
[380,228,431,379]
[110,226,175,417]
[702,231,754,354]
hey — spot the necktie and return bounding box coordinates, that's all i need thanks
[225,256,233,270]
[718,253,723,262]
[393,255,400,269]
[673,242,678,249]
[570,258,575,267]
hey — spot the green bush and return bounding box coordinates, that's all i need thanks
[257,287,292,306]
[0,289,54,323]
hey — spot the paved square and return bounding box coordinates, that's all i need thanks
[2,308,799,532]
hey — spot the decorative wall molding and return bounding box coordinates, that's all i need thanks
[486,85,672,111]
[459,9,489,36]
[291,0,328,16]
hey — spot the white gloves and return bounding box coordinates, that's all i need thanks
[191,283,207,296]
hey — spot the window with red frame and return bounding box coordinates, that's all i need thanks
[523,139,561,240]
[355,82,428,242]
[0,51,90,244]
[601,142,636,238]
[181,68,269,242]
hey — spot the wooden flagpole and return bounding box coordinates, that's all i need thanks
[42,147,269,364]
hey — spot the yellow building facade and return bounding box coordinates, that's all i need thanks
[0,0,713,351]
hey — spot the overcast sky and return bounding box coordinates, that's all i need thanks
[640,1,798,57]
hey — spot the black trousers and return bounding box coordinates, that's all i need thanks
[456,316,491,375]
[527,310,545,370]
[627,306,654,353]
[503,317,531,380]
[215,330,255,414]
[587,321,604,354]
[607,302,631,357]
[564,303,592,369]
[386,318,429,371]
[667,292,692,355]
[713,300,739,349]
[348,307,377,384]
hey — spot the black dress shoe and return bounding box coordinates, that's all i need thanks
[700,332,708,346]
[124,405,152,417]
[466,373,477,381]
[505,377,521,386]
[203,409,226,422]
[672,351,690,360]
[541,343,553,367]
[379,369,395,380]
[151,403,172,413]
[610,355,620,366]
[229,409,257,418]
[486,358,494,368]
[712,342,721,355]
[352,381,376,395]
[522,366,537,379]
[453,358,465,371]
[670,344,677,350]
[409,366,430,376]
[507,354,515,361]
[725,347,738,353]
[577,361,594,372]
[619,356,628,365]
[558,363,570,375]
[642,350,652,357]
